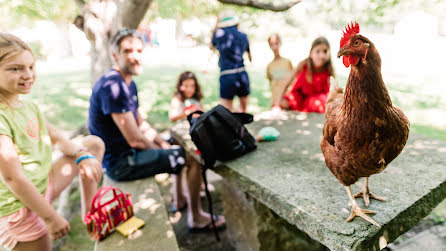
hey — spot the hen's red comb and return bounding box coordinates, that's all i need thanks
[340,21,360,48]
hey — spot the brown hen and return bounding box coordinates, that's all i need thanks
[320,22,410,227]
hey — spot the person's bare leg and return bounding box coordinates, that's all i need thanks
[185,157,203,225]
[239,95,249,113]
[51,136,104,221]
[78,136,104,219]
[185,155,226,228]
[279,98,290,109]
[171,169,186,209]
[13,233,51,251]
[220,98,234,112]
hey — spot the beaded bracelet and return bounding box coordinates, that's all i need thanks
[76,155,96,165]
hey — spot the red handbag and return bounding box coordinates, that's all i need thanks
[84,186,133,240]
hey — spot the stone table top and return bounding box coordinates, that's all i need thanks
[170,111,446,251]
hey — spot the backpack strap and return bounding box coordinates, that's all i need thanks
[201,166,220,241]
[187,110,204,124]
[232,112,254,124]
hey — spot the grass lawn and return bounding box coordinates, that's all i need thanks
[30,64,446,140]
[30,66,446,140]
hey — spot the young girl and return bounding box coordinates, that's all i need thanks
[0,33,104,251]
[266,34,293,108]
[168,71,215,209]
[168,71,203,122]
[274,36,335,113]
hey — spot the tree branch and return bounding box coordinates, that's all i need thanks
[217,0,302,12]
[119,0,153,28]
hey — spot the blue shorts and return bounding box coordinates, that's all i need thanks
[106,146,186,181]
[219,71,250,100]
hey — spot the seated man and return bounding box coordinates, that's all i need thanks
[88,28,225,231]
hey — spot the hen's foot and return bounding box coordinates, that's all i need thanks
[354,178,387,207]
[347,202,381,228]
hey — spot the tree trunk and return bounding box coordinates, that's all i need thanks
[80,0,153,84]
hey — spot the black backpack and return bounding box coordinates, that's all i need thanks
[187,105,257,240]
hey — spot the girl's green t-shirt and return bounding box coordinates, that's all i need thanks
[0,100,52,217]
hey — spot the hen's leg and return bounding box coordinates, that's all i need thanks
[354,177,387,207]
[345,186,381,227]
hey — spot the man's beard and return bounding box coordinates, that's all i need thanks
[121,63,140,76]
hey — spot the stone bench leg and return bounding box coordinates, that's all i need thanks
[221,179,326,251]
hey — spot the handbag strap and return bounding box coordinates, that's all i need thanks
[92,186,124,210]
[97,186,124,208]
[90,186,111,210]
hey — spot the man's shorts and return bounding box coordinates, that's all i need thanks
[220,71,250,100]
[0,175,54,250]
[106,146,186,181]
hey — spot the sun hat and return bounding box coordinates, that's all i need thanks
[218,10,239,28]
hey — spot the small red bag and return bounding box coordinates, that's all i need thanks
[84,186,133,240]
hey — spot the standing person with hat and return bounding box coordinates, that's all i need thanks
[211,10,252,113]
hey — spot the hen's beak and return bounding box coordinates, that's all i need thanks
[337,48,348,58]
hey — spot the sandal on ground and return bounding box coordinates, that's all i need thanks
[186,215,227,233]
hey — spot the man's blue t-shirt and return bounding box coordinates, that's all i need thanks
[211,26,250,71]
[88,68,139,170]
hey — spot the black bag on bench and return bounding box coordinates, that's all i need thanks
[187,105,257,240]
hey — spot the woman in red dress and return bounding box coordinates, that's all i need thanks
[274,36,335,113]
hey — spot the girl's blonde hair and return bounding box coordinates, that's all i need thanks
[296,36,335,83]
[0,33,34,108]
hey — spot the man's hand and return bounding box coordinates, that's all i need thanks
[44,214,70,240]
[78,154,102,183]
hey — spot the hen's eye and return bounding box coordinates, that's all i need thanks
[354,40,360,46]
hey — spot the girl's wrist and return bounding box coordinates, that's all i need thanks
[42,207,59,223]
[76,154,96,165]
[75,147,88,157]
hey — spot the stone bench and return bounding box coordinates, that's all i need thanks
[94,176,179,251]
[170,111,446,251]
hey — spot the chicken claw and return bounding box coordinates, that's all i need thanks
[346,186,381,228]
[354,177,387,207]
[347,201,380,228]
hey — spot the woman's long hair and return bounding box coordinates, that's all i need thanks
[296,36,335,83]
[174,71,203,101]
[0,33,35,108]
